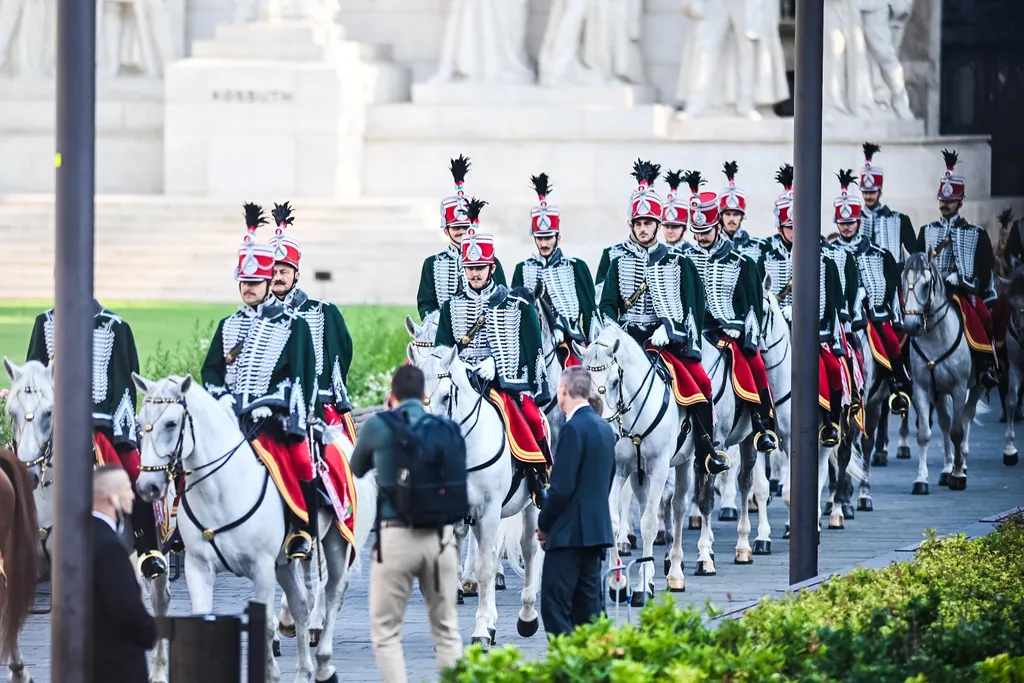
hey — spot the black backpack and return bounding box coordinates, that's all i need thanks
[378,409,468,530]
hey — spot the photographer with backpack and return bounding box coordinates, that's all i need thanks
[350,365,467,683]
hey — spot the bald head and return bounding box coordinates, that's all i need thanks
[93,465,133,519]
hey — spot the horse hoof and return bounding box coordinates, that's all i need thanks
[871,451,888,467]
[630,591,646,608]
[628,533,638,549]
[753,540,771,555]
[694,561,716,577]
[516,618,539,638]
[470,636,490,650]
[897,446,912,459]
[841,504,855,520]
[938,472,950,486]
[278,622,296,639]
[654,530,667,546]
[912,482,929,495]
[663,558,671,576]
[618,543,633,557]
[667,575,686,592]
[457,589,464,605]
[272,639,281,658]
[949,475,967,491]
[495,574,506,591]
[688,516,702,530]
[718,507,738,522]
[609,585,629,604]
[828,518,845,530]
[734,550,753,565]
[1005,452,1019,467]
[309,629,322,648]
[748,500,759,513]
[823,501,833,516]
[783,524,791,539]
[857,498,873,512]
[319,674,339,683]
[488,628,496,645]
[461,581,479,598]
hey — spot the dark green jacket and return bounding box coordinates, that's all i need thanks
[416,244,508,321]
[350,399,428,522]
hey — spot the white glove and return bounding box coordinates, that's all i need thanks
[217,394,237,418]
[553,328,565,345]
[781,305,793,322]
[650,325,670,347]
[724,328,741,339]
[685,0,706,19]
[476,357,496,382]
[250,406,273,422]
[945,271,960,286]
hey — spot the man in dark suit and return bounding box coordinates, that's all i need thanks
[92,465,157,683]
[537,366,616,637]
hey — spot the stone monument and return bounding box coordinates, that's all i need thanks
[428,0,534,85]
[538,0,646,88]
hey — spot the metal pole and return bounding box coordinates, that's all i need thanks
[789,0,825,585]
[247,602,267,683]
[52,0,96,681]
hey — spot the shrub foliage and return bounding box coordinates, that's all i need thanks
[443,513,1024,683]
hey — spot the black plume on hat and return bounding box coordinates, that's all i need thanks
[530,173,553,198]
[722,161,738,182]
[862,142,881,160]
[684,170,705,195]
[272,201,293,227]
[664,169,685,193]
[941,149,959,170]
[450,155,471,185]
[836,169,856,189]
[243,202,267,228]
[775,163,794,189]
[467,197,487,223]
[998,208,1014,228]
[631,159,661,186]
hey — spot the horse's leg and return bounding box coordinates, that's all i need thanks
[658,471,674,545]
[694,463,717,576]
[911,385,933,494]
[859,394,882,511]
[1005,364,1020,460]
[631,455,670,606]
[734,438,756,564]
[470,507,501,647]
[308,542,328,645]
[276,561,313,683]
[461,531,480,597]
[873,400,890,466]
[717,446,740,522]
[948,383,973,490]
[277,593,295,655]
[829,435,851,530]
[147,573,172,683]
[616,476,635,555]
[817,445,832,533]
[515,504,542,637]
[666,462,690,591]
[751,450,773,555]
[7,642,31,683]
[606,468,628,601]
[897,408,912,459]
[313,528,348,683]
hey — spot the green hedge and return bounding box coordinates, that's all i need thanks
[443,512,1024,683]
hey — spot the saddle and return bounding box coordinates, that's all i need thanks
[644,346,707,407]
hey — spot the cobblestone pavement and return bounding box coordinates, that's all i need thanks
[11,407,1024,683]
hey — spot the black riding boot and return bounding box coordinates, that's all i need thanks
[527,467,549,509]
[819,390,842,447]
[133,497,168,580]
[285,479,318,560]
[694,402,729,475]
[888,352,912,417]
[752,390,779,453]
[976,353,999,389]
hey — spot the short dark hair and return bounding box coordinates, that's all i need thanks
[391,365,425,401]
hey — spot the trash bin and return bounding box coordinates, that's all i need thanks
[158,601,266,683]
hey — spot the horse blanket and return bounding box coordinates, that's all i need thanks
[952,293,995,354]
[558,343,583,368]
[866,320,903,372]
[818,346,846,411]
[646,347,710,406]
[322,404,358,444]
[487,390,550,466]
[715,338,771,406]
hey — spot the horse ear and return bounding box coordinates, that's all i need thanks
[180,374,193,394]
[406,342,416,364]
[445,345,459,366]
[131,371,153,394]
[404,315,419,338]
[762,270,773,292]
[571,340,586,360]
[3,356,20,383]
[611,339,621,355]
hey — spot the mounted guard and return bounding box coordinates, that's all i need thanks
[759,164,847,446]
[268,201,356,441]
[417,155,507,322]
[859,143,918,266]
[27,301,168,579]
[511,173,598,367]
[718,161,763,264]
[683,170,778,454]
[598,160,729,474]
[831,169,911,417]
[917,149,999,387]
[660,169,692,253]
[434,200,552,500]
[201,203,320,561]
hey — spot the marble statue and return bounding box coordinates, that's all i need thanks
[0,0,56,78]
[676,0,788,118]
[539,0,646,87]
[861,0,915,119]
[429,0,534,84]
[823,0,875,118]
[97,0,184,78]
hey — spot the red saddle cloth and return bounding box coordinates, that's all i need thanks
[559,342,583,368]
[322,404,358,444]
[645,346,710,406]
[487,390,549,466]
[818,347,845,411]
[866,320,904,371]
[952,293,994,354]
[716,338,770,405]
[988,297,1011,352]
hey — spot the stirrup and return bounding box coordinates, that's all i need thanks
[138,550,168,579]
[818,424,840,447]
[285,530,313,560]
[755,430,779,453]
[888,391,910,416]
[705,449,731,475]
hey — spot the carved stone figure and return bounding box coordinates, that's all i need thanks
[823,0,875,117]
[0,0,56,78]
[539,0,646,87]
[861,0,915,119]
[97,0,184,78]
[429,0,534,84]
[676,0,788,118]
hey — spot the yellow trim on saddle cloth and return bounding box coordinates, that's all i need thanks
[340,412,358,443]
[92,436,106,466]
[819,393,831,412]
[866,323,892,372]
[487,390,547,465]
[323,439,358,549]
[952,294,995,354]
[251,438,308,524]
[715,338,761,405]
[658,357,707,407]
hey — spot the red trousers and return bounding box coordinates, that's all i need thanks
[93,430,140,484]
[518,394,548,448]
[680,357,713,399]
[819,347,844,409]
[874,320,903,362]
[742,347,770,392]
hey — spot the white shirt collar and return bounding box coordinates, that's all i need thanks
[92,510,117,533]
[566,401,588,422]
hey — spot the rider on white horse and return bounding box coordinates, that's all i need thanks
[268,201,357,439]
[598,160,729,476]
[434,201,552,501]
[918,148,999,388]
[831,169,912,417]
[683,170,779,455]
[511,172,598,368]
[417,155,508,323]
[860,143,918,270]
[718,161,764,264]
[759,163,848,447]
[26,300,168,580]
[200,203,320,561]
[661,170,692,254]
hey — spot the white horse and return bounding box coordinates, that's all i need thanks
[997,265,1024,467]
[415,346,543,649]
[900,253,983,492]
[132,374,377,683]
[2,358,172,683]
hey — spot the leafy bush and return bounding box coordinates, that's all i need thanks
[0,390,12,448]
[145,319,215,383]
[443,512,1024,683]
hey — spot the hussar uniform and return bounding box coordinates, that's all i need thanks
[598,161,728,474]
[202,204,319,560]
[917,149,998,383]
[719,161,764,265]
[759,164,847,445]
[269,202,356,439]
[831,170,911,417]
[859,143,918,267]
[27,302,168,580]
[682,171,777,454]
[511,173,598,365]
[417,155,507,321]
[661,169,693,254]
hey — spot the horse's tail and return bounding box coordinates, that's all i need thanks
[349,470,379,573]
[828,443,866,483]
[498,514,527,579]
[0,448,40,660]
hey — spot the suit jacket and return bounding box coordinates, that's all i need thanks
[538,405,616,550]
[92,515,157,683]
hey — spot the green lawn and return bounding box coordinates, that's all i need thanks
[0,300,415,407]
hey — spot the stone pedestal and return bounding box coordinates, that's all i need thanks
[163,20,368,198]
[411,82,657,107]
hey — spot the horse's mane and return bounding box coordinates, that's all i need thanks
[904,252,931,274]
[589,321,646,366]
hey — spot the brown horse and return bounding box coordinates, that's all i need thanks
[0,447,40,662]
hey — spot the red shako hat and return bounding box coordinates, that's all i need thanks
[236,203,274,282]
[461,198,495,266]
[440,155,472,229]
[682,170,719,233]
[860,142,883,190]
[661,169,688,226]
[719,160,747,213]
[529,173,560,237]
[833,169,863,223]
[628,159,663,223]
[937,149,965,201]
[773,163,794,228]
[269,201,300,269]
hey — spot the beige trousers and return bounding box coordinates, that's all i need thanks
[369,525,462,683]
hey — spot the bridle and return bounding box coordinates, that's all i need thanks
[902,266,950,335]
[427,366,506,476]
[9,386,55,488]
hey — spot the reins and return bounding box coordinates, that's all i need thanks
[904,266,964,401]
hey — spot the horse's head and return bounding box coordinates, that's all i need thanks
[417,346,465,419]
[581,324,628,421]
[132,372,199,503]
[3,358,54,488]
[901,252,945,336]
[405,314,438,366]
[999,262,1024,332]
